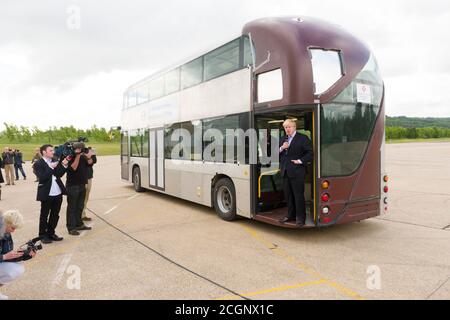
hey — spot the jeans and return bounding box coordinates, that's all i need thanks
[39,195,63,237]
[66,185,86,232]
[14,165,26,180]
[0,262,24,285]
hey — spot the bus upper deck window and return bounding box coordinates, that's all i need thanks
[310,48,344,95]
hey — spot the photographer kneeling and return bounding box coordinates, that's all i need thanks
[0,209,35,300]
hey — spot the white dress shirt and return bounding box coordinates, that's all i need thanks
[44,157,62,197]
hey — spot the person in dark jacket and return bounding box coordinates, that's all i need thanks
[0,209,33,300]
[34,145,68,243]
[2,148,15,186]
[278,119,314,227]
[13,149,26,181]
[66,146,94,236]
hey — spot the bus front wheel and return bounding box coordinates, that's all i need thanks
[133,167,144,193]
[213,178,237,221]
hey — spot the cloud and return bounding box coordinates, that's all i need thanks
[0,0,449,131]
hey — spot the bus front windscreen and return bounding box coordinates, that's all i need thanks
[320,54,383,177]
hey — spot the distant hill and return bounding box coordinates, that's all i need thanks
[386,116,450,128]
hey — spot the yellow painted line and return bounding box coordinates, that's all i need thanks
[240,224,365,300]
[215,279,327,300]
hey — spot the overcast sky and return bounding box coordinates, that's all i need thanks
[1,0,449,130]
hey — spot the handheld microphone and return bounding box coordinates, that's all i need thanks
[284,136,289,154]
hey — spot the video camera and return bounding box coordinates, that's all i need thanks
[7,237,43,262]
[54,137,89,161]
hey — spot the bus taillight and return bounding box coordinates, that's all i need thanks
[321,193,330,202]
[383,186,389,193]
[321,180,330,189]
[322,217,332,224]
[322,206,330,215]
[383,175,389,183]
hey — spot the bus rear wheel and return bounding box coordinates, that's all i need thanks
[133,167,144,193]
[213,178,237,221]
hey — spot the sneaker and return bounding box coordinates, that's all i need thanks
[0,292,9,300]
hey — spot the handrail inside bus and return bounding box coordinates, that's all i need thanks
[258,169,281,198]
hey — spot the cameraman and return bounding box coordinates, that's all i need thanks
[0,209,35,300]
[66,145,94,236]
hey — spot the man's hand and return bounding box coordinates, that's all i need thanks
[30,250,37,258]
[50,162,59,169]
[3,251,24,261]
[61,158,69,167]
[291,160,302,165]
[74,148,82,155]
[281,142,289,151]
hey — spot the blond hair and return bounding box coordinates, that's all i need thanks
[1,210,24,229]
[283,119,297,128]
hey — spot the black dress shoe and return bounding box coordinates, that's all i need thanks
[42,237,53,244]
[279,217,295,223]
[49,234,64,241]
[296,221,306,227]
[76,225,92,231]
[68,230,80,236]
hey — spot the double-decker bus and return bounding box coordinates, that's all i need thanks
[120,16,388,229]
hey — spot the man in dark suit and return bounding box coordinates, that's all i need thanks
[279,119,314,227]
[34,145,68,243]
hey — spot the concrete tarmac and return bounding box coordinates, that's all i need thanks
[0,142,449,300]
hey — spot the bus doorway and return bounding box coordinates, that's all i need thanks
[254,109,316,228]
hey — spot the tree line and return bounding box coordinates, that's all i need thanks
[0,123,120,143]
[386,116,450,129]
[386,126,450,140]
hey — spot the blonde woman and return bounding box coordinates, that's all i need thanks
[0,209,32,300]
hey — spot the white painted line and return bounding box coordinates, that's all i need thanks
[104,205,119,215]
[102,193,140,216]
[126,194,141,201]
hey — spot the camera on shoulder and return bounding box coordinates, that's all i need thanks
[54,137,90,160]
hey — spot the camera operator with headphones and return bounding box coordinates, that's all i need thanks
[0,209,36,300]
